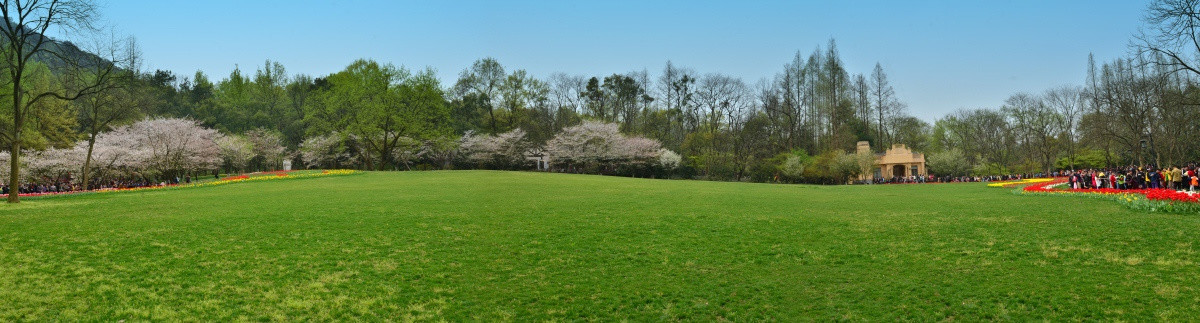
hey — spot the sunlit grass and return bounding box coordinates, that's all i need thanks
[1,171,1198,320]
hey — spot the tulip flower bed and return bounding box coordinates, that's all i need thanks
[218,170,295,181]
[21,169,361,199]
[1020,178,1200,214]
[985,177,1055,188]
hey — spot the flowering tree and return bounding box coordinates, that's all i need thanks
[299,133,349,169]
[391,136,423,170]
[299,132,456,170]
[545,121,663,173]
[124,118,222,178]
[615,137,663,166]
[85,129,149,182]
[245,128,287,171]
[927,149,971,177]
[217,135,255,173]
[779,154,809,180]
[658,148,681,170]
[545,121,621,169]
[421,136,461,169]
[0,151,8,181]
[25,147,84,183]
[460,129,530,169]
[5,119,246,190]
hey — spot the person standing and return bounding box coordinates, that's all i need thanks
[1153,169,1163,189]
[1147,169,1155,189]
[1163,169,1172,190]
[1173,168,1181,189]
[1134,168,1144,189]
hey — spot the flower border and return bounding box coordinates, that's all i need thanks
[1018,178,1200,214]
[986,178,1055,188]
[20,169,362,200]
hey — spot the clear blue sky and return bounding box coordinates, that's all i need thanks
[99,0,1148,121]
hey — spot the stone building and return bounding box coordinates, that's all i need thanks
[856,141,926,181]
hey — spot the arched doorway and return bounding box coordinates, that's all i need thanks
[892,164,906,177]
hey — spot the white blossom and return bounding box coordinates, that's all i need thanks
[26,146,85,180]
[460,129,530,168]
[217,135,255,172]
[658,149,681,170]
[299,133,348,168]
[245,129,288,170]
[119,117,223,176]
[545,121,663,170]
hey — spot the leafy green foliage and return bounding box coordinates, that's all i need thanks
[927,149,971,176]
[304,59,450,170]
[1055,149,1115,170]
[0,62,79,151]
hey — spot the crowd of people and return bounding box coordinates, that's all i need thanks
[0,174,204,196]
[1064,166,1199,191]
[0,181,80,195]
[868,174,1039,185]
[869,167,1200,191]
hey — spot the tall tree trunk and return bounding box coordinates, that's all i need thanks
[7,139,18,203]
[7,78,22,204]
[487,104,498,135]
[360,147,375,171]
[82,135,97,190]
[379,146,389,171]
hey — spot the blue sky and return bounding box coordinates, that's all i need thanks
[99,0,1148,121]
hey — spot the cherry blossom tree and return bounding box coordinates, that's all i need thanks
[299,133,349,169]
[658,148,681,170]
[245,128,287,171]
[3,117,223,189]
[545,121,622,170]
[217,135,254,173]
[421,136,461,169]
[85,129,148,182]
[391,136,423,171]
[614,137,663,166]
[460,129,530,169]
[545,121,664,173]
[0,151,10,184]
[25,146,85,183]
[123,118,222,178]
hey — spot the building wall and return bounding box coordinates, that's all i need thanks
[857,141,926,181]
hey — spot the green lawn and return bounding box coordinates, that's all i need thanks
[1,171,1198,320]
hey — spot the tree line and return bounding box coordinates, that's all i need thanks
[7,0,1200,203]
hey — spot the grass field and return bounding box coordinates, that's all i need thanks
[2,170,1199,320]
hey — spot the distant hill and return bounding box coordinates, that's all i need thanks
[0,20,113,72]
